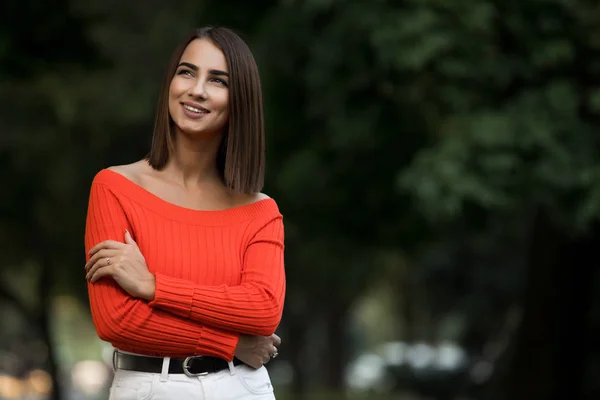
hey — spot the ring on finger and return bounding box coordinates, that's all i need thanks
[106,257,111,265]
[271,352,278,359]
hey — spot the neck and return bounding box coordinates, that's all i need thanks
[163,129,224,188]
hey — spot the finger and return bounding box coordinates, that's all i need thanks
[88,240,126,255]
[124,230,137,247]
[271,333,281,346]
[89,265,114,283]
[85,250,118,273]
[86,257,113,280]
[85,260,103,280]
[85,249,119,272]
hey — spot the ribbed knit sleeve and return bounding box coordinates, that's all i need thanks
[85,178,239,360]
[149,217,285,336]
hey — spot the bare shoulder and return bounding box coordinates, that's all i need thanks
[253,192,271,202]
[234,192,272,207]
[107,161,150,185]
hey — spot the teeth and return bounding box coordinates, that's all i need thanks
[184,105,207,113]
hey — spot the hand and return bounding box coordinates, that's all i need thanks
[85,230,155,301]
[235,333,281,369]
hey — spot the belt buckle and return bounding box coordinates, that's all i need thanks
[183,356,209,377]
[112,350,118,371]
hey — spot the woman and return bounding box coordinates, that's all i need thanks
[83,26,285,400]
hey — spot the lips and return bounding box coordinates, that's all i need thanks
[181,102,209,119]
[182,102,209,114]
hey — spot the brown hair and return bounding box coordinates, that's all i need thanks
[146,26,265,194]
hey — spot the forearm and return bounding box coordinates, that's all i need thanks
[88,277,239,360]
[149,216,286,335]
[149,274,285,335]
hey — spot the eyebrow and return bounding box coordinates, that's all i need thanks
[177,62,229,77]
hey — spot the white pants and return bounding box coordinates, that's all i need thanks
[108,361,276,400]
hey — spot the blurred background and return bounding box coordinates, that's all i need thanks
[1,0,599,399]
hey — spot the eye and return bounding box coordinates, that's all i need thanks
[210,77,228,87]
[177,68,194,77]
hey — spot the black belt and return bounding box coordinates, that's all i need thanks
[114,351,244,377]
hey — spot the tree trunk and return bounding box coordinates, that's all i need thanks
[496,209,596,400]
[553,223,597,399]
[400,274,416,343]
[286,314,309,400]
[39,256,62,400]
[325,303,349,394]
[31,224,63,400]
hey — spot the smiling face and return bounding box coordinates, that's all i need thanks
[147,27,265,193]
[168,38,230,138]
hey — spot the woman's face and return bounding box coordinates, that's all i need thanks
[168,38,229,138]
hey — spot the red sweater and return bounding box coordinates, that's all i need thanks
[84,169,285,360]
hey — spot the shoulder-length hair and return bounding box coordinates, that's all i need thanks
[146,26,265,194]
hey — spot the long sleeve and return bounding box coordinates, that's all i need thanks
[148,217,286,336]
[85,180,239,359]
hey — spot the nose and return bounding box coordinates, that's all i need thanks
[188,78,208,99]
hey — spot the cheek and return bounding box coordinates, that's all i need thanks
[168,82,178,100]
[216,103,229,122]
[169,78,188,99]
[168,96,177,118]
[218,111,229,127]
[217,93,229,115]
[168,83,183,113]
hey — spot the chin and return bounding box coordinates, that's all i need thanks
[172,117,201,133]
[179,126,208,136]
[177,124,222,139]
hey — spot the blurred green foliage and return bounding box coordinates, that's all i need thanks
[1,0,599,399]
